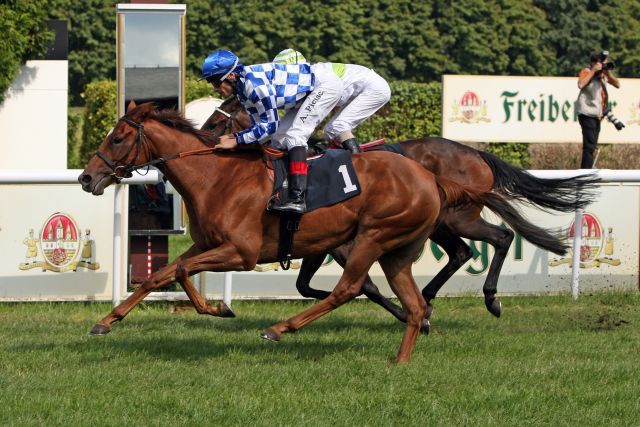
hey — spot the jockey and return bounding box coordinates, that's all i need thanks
[273,49,391,154]
[273,48,308,65]
[202,49,343,214]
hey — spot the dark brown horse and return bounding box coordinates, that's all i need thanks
[202,97,597,323]
[79,101,512,363]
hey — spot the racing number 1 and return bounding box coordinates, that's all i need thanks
[338,164,357,194]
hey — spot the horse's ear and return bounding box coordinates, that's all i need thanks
[127,100,137,112]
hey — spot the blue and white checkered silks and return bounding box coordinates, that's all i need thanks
[234,63,315,145]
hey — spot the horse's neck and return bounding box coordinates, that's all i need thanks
[145,121,267,211]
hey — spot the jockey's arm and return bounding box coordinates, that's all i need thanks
[235,84,279,145]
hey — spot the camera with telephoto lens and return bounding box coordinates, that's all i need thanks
[604,108,625,131]
[598,50,615,70]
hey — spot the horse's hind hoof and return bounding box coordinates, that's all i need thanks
[217,302,236,318]
[420,319,431,335]
[485,298,502,318]
[260,328,280,342]
[425,301,434,319]
[89,323,111,336]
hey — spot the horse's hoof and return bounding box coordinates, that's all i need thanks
[485,298,502,318]
[420,318,431,335]
[89,323,111,336]
[260,328,280,342]
[217,302,236,318]
[425,301,434,319]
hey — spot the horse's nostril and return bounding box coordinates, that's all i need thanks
[80,174,92,184]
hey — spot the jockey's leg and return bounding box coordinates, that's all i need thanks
[272,65,343,213]
[279,146,308,213]
[323,70,390,154]
[338,131,361,154]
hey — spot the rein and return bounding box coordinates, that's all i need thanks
[96,110,278,183]
[96,116,218,183]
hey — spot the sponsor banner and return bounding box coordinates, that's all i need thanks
[202,184,639,298]
[0,185,116,300]
[442,75,640,143]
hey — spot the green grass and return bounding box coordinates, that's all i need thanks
[1,294,639,426]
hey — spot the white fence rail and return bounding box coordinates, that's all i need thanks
[2,169,640,304]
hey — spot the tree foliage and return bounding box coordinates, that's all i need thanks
[8,0,631,105]
[0,1,53,104]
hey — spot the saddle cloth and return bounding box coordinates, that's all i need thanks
[269,149,361,213]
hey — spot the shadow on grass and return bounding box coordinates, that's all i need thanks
[8,315,471,363]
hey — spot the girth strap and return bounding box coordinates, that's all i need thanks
[277,212,302,270]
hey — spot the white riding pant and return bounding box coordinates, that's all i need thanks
[323,69,391,142]
[271,64,343,150]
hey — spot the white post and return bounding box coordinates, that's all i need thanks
[112,184,123,306]
[570,209,583,300]
[223,272,233,307]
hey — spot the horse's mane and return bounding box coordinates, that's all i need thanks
[150,109,219,147]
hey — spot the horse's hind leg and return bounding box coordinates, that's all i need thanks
[378,240,428,364]
[261,240,380,341]
[330,243,430,334]
[421,227,473,318]
[449,217,514,318]
[296,245,429,333]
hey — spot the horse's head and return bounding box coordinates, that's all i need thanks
[78,101,156,195]
[200,97,250,136]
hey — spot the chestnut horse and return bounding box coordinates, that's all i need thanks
[202,97,597,322]
[79,102,511,363]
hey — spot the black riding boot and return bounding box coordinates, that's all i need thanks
[341,138,361,154]
[278,146,307,214]
[280,173,307,213]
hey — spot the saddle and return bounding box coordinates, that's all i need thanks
[260,139,405,269]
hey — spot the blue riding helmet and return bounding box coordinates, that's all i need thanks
[201,49,240,81]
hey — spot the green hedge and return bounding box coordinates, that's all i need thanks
[80,80,117,167]
[79,78,530,168]
[355,81,442,143]
[77,79,216,167]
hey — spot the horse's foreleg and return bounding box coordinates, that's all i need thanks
[90,243,251,335]
[90,262,181,335]
[175,264,235,318]
[421,227,473,318]
[296,253,331,300]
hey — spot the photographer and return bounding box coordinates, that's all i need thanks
[576,50,621,168]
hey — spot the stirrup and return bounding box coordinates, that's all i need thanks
[272,201,306,214]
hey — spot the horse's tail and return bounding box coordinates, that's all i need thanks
[478,151,599,213]
[435,175,569,256]
[482,192,569,255]
[434,175,486,210]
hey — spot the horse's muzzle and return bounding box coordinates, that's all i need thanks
[78,172,110,195]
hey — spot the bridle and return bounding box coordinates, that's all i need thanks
[96,117,156,183]
[211,106,240,135]
[95,115,230,183]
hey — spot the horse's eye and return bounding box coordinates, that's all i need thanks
[111,135,123,145]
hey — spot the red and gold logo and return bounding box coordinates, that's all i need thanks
[549,212,620,268]
[449,90,491,124]
[19,212,100,272]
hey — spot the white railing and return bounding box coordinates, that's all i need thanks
[2,168,639,303]
[531,169,640,299]
[0,169,233,307]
